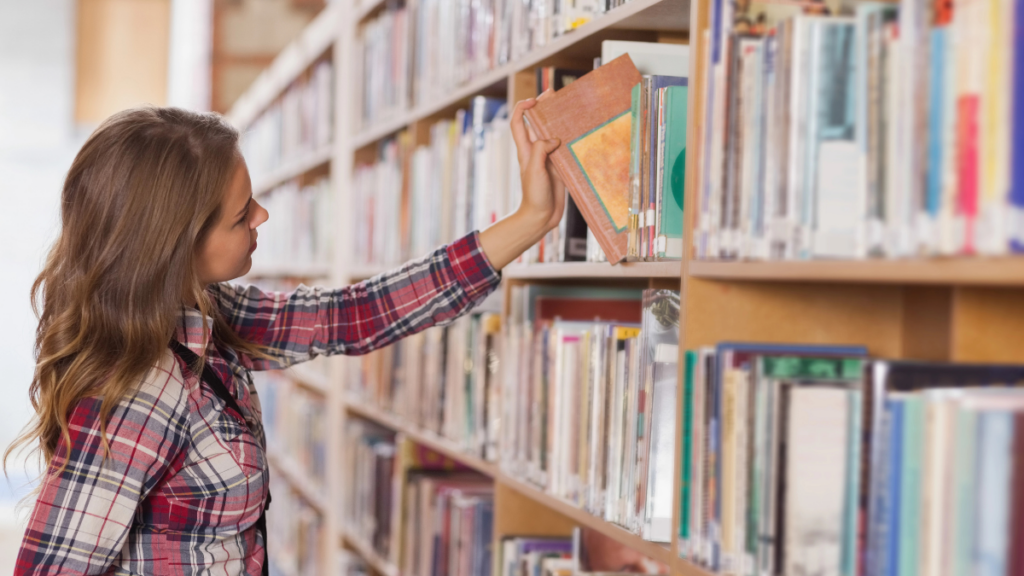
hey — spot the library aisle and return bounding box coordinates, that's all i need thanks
[6,0,1024,574]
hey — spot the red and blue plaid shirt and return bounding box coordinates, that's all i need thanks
[15,232,500,575]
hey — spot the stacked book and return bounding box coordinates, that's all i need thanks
[267,476,323,576]
[352,97,516,268]
[360,0,641,119]
[347,292,503,460]
[359,8,411,129]
[250,177,333,271]
[501,286,679,543]
[240,59,333,184]
[500,528,670,576]
[522,49,688,264]
[694,0,1024,260]
[252,371,328,491]
[345,420,399,561]
[402,471,494,576]
[677,343,1024,576]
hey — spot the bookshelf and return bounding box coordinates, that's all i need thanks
[228,0,1024,571]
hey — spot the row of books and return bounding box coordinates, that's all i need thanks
[359,8,411,128]
[677,342,1024,576]
[250,177,333,271]
[267,476,323,576]
[402,470,494,576]
[253,371,328,491]
[501,287,679,542]
[351,97,518,268]
[626,75,688,261]
[500,529,670,576]
[346,292,503,459]
[694,0,1024,261]
[240,59,333,185]
[344,420,399,561]
[359,0,643,128]
[355,39,696,267]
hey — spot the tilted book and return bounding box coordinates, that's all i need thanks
[524,54,643,264]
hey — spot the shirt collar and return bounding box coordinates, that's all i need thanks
[174,306,215,355]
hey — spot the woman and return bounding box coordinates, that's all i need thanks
[7,100,563,575]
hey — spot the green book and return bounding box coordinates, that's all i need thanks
[841,390,863,576]
[656,84,687,259]
[898,396,923,576]
[680,350,696,550]
[952,409,979,576]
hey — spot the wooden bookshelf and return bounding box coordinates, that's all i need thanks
[219,0,1024,571]
[504,261,682,279]
[245,262,332,279]
[340,529,399,576]
[227,2,340,130]
[251,144,334,197]
[267,448,329,514]
[688,258,1024,286]
[343,398,679,567]
[285,363,332,396]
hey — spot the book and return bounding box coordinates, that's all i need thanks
[601,41,691,77]
[523,54,644,264]
[656,85,688,259]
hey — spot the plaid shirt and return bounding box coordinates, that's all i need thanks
[16,232,500,576]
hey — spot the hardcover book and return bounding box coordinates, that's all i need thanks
[524,54,644,263]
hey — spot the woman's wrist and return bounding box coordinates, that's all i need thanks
[478,206,554,271]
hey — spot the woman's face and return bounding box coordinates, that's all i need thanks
[196,157,269,284]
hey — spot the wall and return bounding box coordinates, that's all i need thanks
[0,0,82,562]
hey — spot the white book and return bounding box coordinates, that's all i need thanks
[601,40,690,77]
[784,386,850,576]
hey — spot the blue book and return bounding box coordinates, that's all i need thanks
[925,29,947,219]
[897,397,923,576]
[885,398,904,576]
[974,411,1012,576]
[867,400,894,576]
[1011,0,1024,252]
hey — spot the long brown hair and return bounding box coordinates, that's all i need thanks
[5,106,264,473]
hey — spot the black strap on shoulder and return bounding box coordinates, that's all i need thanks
[169,340,272,576]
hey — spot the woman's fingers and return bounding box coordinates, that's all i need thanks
[510,98,537,167]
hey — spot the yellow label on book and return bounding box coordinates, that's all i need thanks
[569,111,632,232]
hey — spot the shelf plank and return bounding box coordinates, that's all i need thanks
[346,265,393,283]
[495,475,675,566]
[227,3,340,129]
[283,364,331,395]
[266,448,328,513]
[245,262,331,279]
[341,529,399,576]
[504,261,682,279]
[351,0,689,148]
[688,258,1024,286]
[251,144,333,198]
[344,399,498,477]
[356,0,388,24]
[343,399,683,567]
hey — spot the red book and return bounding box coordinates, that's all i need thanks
[524,54,643,264]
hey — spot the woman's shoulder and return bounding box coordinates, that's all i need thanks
[125,348,196,419]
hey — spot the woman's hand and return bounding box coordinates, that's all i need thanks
[478,95,568,271]
[510,96,566,233]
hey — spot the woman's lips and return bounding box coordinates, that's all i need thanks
[249,241,257,253]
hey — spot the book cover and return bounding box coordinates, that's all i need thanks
[645,76,687,260]
[1011,0,1024,252]
[523,54,643,263]
[657,84,688,259]
[973,410,1012,576]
